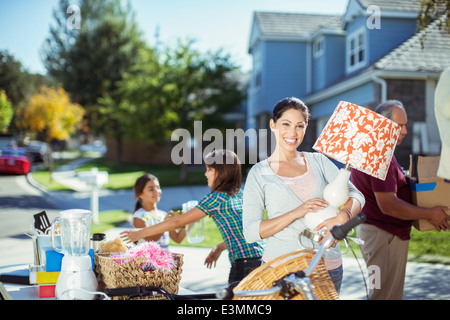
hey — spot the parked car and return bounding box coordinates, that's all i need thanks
[0,147,31,175]
[79,140,107,155]
[24,141,49,163]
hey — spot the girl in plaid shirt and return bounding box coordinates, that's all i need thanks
[121,149,263,285]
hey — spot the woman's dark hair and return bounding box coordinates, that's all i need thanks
[133,173,158,212]
[204,149,241,195]
[272,97,311,123]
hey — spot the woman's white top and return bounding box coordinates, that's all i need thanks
[243,152,365,268]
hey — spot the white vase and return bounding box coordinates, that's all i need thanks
[302,167,351,231]
[323,168,351,208]
[303,205,339,231]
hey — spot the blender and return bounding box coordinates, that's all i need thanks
[51,209,97,300]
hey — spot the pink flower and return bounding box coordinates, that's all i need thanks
[128,241,174,271]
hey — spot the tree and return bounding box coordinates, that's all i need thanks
[97,45,163,164]
[41,0,145,137]
[0,50,52,136]
[107,39,244,177]
[115,39,243,143]
[418,0,450,30]
[160,40,243,135]
[19,86,84,172]
[0,90,13,133]
[0,51,31,107]
[417,0,450,46]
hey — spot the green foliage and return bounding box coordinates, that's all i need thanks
[0,51,30,106]
[417,0,450,31]
[42,0,244,167]
[0,50,52,134]
[21,86,84,141]
[99,39,244,149]
[417,0,450,47]
[42,0,145,133]
[0,90,13,133]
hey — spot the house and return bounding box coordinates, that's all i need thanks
[246,0,450,169]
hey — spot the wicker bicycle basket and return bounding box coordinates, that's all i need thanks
[94,252,183,300]
[232,249,338,300]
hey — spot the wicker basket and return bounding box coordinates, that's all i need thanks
[95,252,183,300]
[232,249,338,300]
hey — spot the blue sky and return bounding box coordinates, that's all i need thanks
[0,0,348,74]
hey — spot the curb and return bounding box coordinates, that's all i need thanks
[25,172,50,195]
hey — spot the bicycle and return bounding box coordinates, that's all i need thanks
[103,213,366,300]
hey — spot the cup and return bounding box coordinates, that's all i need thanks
[183,200,204,244]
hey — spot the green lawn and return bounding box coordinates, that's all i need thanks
[77,157,207,190]
[90,210,131,234]
[409,228,450,263]
[31,170,74,191]
[343,228,450,264]
[32,156,208,191]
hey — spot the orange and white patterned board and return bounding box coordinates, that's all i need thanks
[313,101,401,181]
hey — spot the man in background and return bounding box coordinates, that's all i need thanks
[350,100,449,300]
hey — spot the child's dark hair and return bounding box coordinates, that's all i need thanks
[133,173,158,212]
[272,97,310,123]
[204,149,241,195]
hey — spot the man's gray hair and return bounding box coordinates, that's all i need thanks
[374,100,405,119]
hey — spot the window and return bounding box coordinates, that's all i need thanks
[313,37,324,58]
[253,51,262,88]
[347,27,366,73]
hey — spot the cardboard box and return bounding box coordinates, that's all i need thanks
[409,155,450,231]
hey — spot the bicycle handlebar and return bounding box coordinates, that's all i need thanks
[330,212,366,241]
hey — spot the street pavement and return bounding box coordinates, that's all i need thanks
[1,157,450,300]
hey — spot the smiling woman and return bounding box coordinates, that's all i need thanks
[269,98,310,161]
[243,97,365,293]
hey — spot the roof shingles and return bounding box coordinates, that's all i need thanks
[375,19,450,72]
[254,12,342,38]
[358,0,422,12]
[252,1,450,73]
